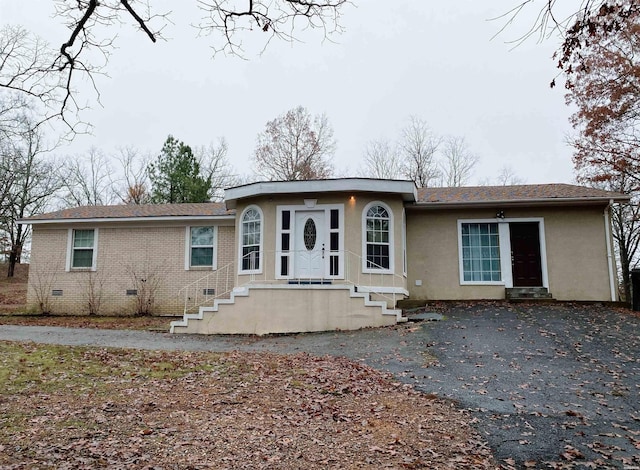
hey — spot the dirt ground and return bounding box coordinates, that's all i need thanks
[0,263,28,313]
[0,313,175,331]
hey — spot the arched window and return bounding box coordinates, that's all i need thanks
[363,202,393,272]
[240,206,262,272]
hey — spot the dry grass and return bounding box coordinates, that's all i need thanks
[0,342,496,469]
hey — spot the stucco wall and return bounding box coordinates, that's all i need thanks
[405,205,616,301]
[174,286,398,335]
[27,221,235,315]
[233,192,408,289]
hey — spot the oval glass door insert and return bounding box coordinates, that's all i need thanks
[303,218,317,251]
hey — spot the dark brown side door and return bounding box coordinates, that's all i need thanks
[510,222,543,287]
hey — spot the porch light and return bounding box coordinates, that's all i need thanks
[496,210,505,219]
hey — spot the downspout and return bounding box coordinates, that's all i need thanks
[604,199,617,301]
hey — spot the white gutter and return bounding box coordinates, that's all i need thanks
[20,215,236,225]
[412,196,630,209]
[604,199,617,301]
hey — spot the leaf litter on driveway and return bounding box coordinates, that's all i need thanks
[1,302,639,468]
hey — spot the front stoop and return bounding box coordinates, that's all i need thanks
[170,284,407,335]
[506,287,554,301]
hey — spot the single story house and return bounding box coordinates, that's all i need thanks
[20,179,628,335]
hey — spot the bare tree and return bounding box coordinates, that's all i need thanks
[496,165,526,186]
[478,165,526,186]
[114,146,151,205]
[360,139,403,180]
[399,116,442,187]
[0,142,18,220]
[439,136,479,187]
[254,106,335,181]
[194,138,240,201]
[0,2,348,128]
[611,192,640,302]
[58,147,117,207]
[0,26,68,130]
[1,115,60,277]
[0,92,32,142]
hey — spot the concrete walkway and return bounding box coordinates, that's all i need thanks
[2,303,639,468]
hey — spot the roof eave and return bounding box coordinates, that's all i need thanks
[19,214,236,225]
[225,179,418,208]
[409,196,629,210]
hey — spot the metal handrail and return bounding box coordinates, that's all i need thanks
[177,261,236,314]
[177,249,407,315]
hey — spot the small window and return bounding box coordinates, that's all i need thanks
[364,204,392,270]
[190,227,215,267]
[240,206,262,272]
[282,233,290,251]
[71,229,96,269]
[282,211,290,230]
[303,218,317,250]
[330,209,339,230]
[280,257,289,276]
[460,223,501,282]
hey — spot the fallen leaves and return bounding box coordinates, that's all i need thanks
[0,314,174,330]
[0,342,495,468]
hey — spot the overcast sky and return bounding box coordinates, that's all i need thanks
[1,1,577,186]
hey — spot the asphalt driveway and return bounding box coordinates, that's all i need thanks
[1,303,639,468]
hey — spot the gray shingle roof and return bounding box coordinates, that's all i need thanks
[22,202,233,222]
[20,183,628,224]
[416,184,628,205]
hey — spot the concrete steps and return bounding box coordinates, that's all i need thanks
[506,287,553,301]
[170,284,407,335]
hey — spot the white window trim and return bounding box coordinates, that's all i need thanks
[457,218,548,288]
[275,204,345,280]
[66,228,99,272]
[362,201,394,274]
[238,205,264,275]
[402,208,407,277]
[185,226,218,270]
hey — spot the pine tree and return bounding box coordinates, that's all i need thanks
[148,136,211,204]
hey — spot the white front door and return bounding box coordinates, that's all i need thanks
[295,211,325,279]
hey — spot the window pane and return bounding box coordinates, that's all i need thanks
[330,209,339,230]
[241,208,261,272]
[191,247,213,266]
[243,208,259,222]
[191,227,213,246]
[461,223,501,282]
[72,249,93,268]
[73,230,94,248]
[366,244,389,269]
[330,232,339,251]
[242,246,260,270]
[280,256,288,276]
[365,205,391,270]
[282,233,290,251]
[330,255,339,275]
[282,211,290,230]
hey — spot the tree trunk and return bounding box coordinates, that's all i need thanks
[7,243,21,278]
[620,245,631,303]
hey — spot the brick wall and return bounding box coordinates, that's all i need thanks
[27,223,237,315]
